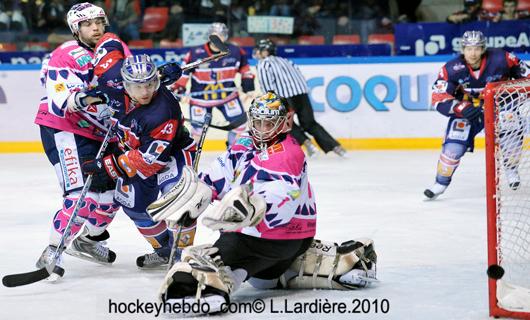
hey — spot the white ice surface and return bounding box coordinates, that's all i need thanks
[0,150,494,319]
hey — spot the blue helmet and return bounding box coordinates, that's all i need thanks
[120,54,160,101]
[120,54,160,92]
[462,30,486,48]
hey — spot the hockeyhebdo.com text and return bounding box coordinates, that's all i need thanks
[107,297,390,316]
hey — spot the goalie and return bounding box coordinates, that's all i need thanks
[149,92,377,313]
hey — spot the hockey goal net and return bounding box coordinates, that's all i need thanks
[484,78,530,320]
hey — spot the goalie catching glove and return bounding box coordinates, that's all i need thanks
[148,166,213,227]
[202,184,266,231]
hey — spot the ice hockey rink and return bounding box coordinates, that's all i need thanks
[0,149,491,320]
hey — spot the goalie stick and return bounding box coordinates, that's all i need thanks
[2,126,115,288]
[166,112,213,273]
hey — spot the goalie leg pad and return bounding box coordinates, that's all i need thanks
[159,244,245,314]
[285,238,377,290]
[148,166,212,226]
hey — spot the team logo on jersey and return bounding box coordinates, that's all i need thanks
[452,63,465,71]
[93,47,108,66]
[54,83,66,93]
[76,55,92,67]
[432,80,448,93]
[143,141,170,164]
[115,179,135,208]
[69,47,85,59]
[236,137,252,148]
[448,119,471,141]
[267,143,284,155]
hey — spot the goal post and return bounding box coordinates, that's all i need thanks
[484,78,530,320]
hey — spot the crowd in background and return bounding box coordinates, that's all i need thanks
[0,0,528,51]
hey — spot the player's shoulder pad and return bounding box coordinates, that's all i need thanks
[231,135,254,152]
[443,56,467,78]
[253,136,305,176]
[50,41,92,69]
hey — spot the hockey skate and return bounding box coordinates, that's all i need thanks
[303,139,319,157]
[65,231,116,265]
[36,245,65,281]
[333,145,347,157]
[136,252,169,269]
[506,169,520,190]
[338,265,378,289]
[424,183,448,200]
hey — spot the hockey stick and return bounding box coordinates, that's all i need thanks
[166,112,213,272]
[175,88,237,97]
[2,127,115,288]
[185,113,247,131]
[181,35,229,72]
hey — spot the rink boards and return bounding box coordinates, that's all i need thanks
[1,55,528,152]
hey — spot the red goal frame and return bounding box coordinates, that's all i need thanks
[484,79,530,320]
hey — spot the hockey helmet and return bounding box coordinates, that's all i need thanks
[67,2,108,34]
[462,30,486,48]
[248,91,291,149]
[207,22,229,42]
[256,38,277,56]
[121,54,160,104]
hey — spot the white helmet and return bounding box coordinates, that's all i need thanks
[67,2,108,34]
[207,22,229,41]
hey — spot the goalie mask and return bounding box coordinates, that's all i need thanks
[121,54,160,105]
[67,3,108,35]
[248,91,291,150]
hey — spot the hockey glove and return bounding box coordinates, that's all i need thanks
[454,101,483,121]
[70,89,109,112]
[82,155,124,181]
[158,62,183,86]
[202,184,266,231]
[81,153,138,181]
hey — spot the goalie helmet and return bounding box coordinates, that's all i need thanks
[67,2,108,34]
[248,91,291,149]
[207,22,229,42]
[462,30,486,48]
[121,54,160,104]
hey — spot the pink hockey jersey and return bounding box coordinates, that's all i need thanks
[34,40,110,141]
[200,134,317,240]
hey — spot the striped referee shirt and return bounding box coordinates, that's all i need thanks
[257,55,309,98]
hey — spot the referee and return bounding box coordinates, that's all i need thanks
[254,39,346,156]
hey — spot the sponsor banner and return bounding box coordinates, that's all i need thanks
[182,23,210,47]
[396,20,530,56]
[247,16,294,34]
[1,55,528,151]
[0,44,391,64]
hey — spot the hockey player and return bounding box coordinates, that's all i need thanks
[424,30,529,200]
[34,3,120,271]
[149,92,377,313]
[82,54,197,269]
[170,22,255,146]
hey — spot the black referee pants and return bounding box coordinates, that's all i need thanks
[286,93,340,153]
